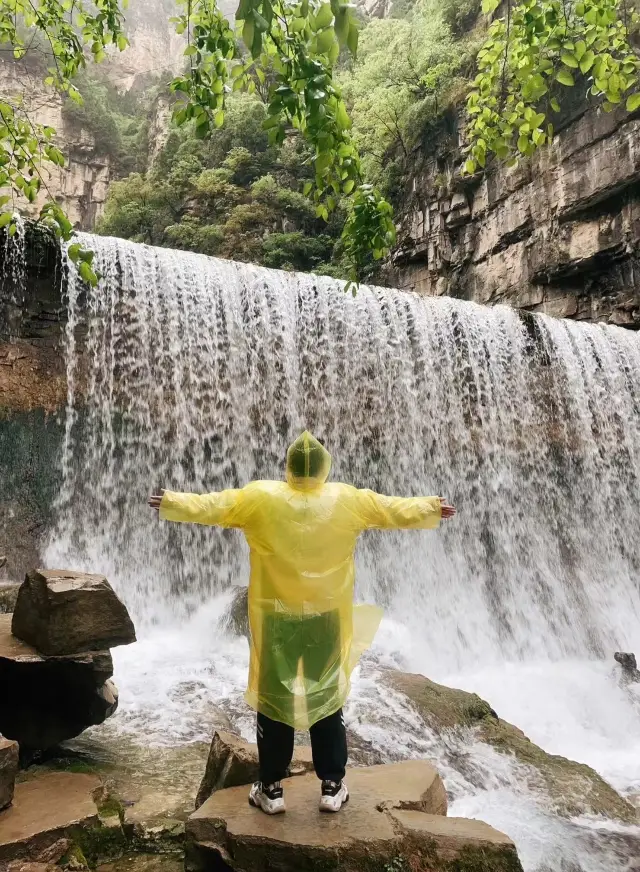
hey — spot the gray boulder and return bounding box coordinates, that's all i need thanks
[221,586,249,640]
[12,569,136,656]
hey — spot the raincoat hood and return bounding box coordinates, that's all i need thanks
[286,431,332,490]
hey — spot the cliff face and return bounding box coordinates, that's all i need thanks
[0,61,112,230]
[386,104,640,329]
[0,0,188,231]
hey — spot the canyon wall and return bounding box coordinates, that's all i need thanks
[0,60,112,230]
[385,104,640,329]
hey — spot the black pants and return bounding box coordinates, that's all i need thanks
[256,609,348,784]
[257,708,347,784]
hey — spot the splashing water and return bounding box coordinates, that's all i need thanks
[44,233,640,871]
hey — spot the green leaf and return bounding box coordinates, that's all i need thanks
[556,69,575,87]
[242,19,255,50]
[343,179,355,193]
[626,93,640,113]
[0,212,12,228]
[313,3,333,30]
[481,0,499,12]
[347,22,358,55]
[550,98,561,113]
[561,53,579,69]
[464,158,477,175]
[78,261,95,284]
[579,51,595,74]
[214,110,225,128]
[303,181,313,195]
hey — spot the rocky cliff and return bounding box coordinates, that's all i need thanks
[385,103,640,329]
[0,60,112,230]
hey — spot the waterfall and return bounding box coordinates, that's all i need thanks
[47,233,640,668]
[43,233,640,872]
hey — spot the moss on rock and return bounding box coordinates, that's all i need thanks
[385,669,637,823]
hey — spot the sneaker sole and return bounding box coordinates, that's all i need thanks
[319,792,350,813]
[249,796,286,815]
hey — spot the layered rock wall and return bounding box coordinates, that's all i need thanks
[0,60,112,230]
[386,105,640,329]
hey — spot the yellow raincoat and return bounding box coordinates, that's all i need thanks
[160,432,442,729]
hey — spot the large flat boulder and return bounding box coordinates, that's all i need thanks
[186,761,520,872]
[385,669,638,823]
[11,570,136,656]
[196,731,315,808]
[0,736,19,809]
[0,771,100,864]
[0,615,119,749]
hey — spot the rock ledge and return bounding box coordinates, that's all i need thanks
[186,760,521,872]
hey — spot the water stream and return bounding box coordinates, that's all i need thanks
[40,233,640,871]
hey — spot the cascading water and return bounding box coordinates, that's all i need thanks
[45,232,640,871]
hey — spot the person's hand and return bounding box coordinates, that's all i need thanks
[148,489,165,512]
[440,497,456,520]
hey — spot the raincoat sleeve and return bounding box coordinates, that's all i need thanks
[159,488,249,528]
[355,489,442,531]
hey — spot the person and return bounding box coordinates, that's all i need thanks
[149,432,456,815]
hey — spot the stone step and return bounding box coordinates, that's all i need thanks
[186,760,522,872]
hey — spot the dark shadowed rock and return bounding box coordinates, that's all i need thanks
[0,615,119,749]
[12,570,136,656]
[221,587,249,640]
[614,652,640,683]
[186,762,520,872]
[195,731,315,809]
[0,735,19,809]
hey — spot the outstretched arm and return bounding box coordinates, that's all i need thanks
[356,490,456,531]
[148,488,247,528]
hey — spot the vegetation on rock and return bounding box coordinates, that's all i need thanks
[97,94,347,274]
[3,0,640,280]
[465,0,640,173]
[386,669,638,823]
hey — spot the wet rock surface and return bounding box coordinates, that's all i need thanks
[221,587,249,641]
[386,669,638,823]
[186,761,520,872]
[0,771,101,864]
[12,570,136,656]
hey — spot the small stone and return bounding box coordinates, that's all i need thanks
[11,569,136,656]
[0,583,20,614]
[37,838,72,863]
[0,735,19,809]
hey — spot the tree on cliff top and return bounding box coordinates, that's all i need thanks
[2,0,640,284]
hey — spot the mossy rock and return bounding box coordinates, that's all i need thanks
[385,669,637,823]
[71,817,128,867]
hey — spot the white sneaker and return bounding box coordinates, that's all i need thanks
[319,780,349,812]
[249,781,286,814]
